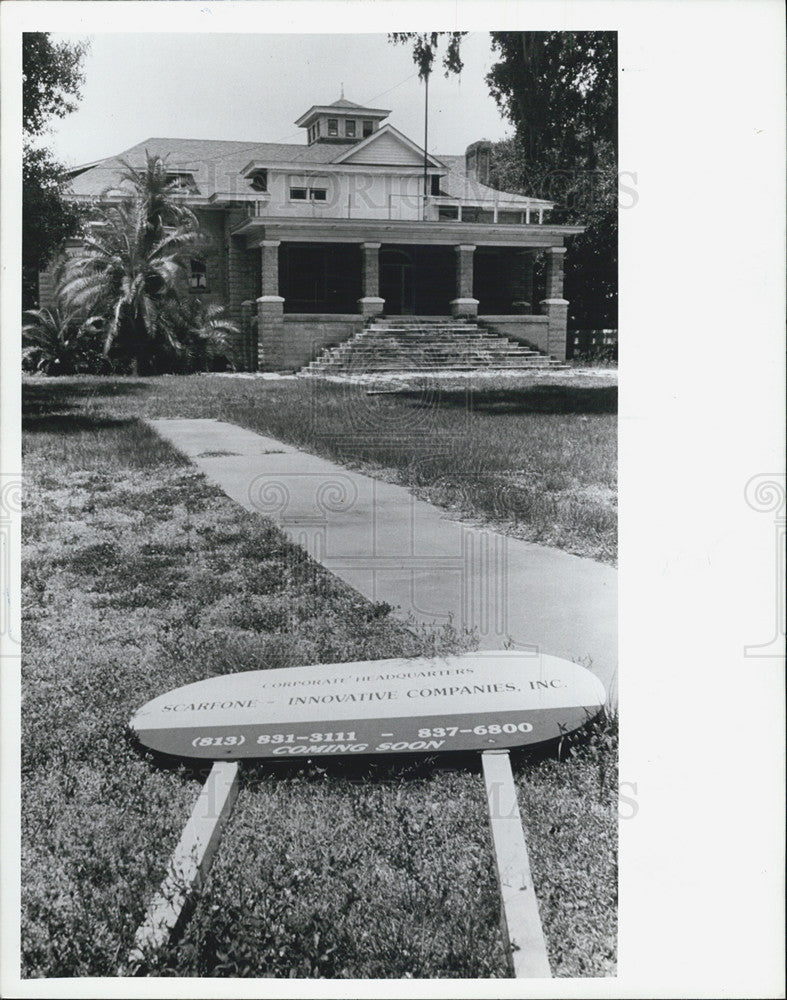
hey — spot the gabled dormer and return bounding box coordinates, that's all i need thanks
[295,95,390,145]
[332,123,445,171]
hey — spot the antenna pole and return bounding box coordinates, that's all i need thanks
[423,68,429,220]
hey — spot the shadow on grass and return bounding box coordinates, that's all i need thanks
[394,384,618,415]
[23,379,188,469]
[23,413,135,435]
[22,378,151,420]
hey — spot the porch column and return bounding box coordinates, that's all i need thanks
[257,240,285,370]
[451,243,479,318]
[260,239,281,297]
[240,300,258,371]
[540,245,569,361]
[511,250,534,314]
[358,242,385,319]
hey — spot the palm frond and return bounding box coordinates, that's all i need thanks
[54,148,220,372]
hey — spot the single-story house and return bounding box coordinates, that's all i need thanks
[41,94,584,371]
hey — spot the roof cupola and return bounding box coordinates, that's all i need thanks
[295,95,391,145]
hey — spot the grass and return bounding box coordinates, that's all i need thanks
[21,387,618,978]
[23,373,617,562]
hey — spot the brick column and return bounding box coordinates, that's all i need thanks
[260,239,281,297]
[510,250,534,314]
[544,245,567,298]
[358,241,384,318]
[257,240,285,370]
[540,246,569,360]
[240,300,258,371]
[450,244,479,318]
[227,211,259,369]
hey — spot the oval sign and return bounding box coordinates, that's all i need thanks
[130,652,606,760]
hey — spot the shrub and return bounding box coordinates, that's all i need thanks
[22,304,108,375]
[157,298,238,373]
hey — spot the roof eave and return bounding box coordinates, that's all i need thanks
[294,105,391,127]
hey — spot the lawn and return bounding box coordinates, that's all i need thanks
[23,371,617,562]
[21,376,617,978]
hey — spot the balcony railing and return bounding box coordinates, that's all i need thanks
[243,194,548,224]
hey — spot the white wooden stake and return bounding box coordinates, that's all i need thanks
[482,750,552,978]
[128,761,240,968]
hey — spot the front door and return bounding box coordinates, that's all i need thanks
[380,249,414,315]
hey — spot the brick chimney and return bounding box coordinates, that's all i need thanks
[465,140,492,185]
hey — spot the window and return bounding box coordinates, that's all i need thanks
[248,168,268,192]
[166,172,198,193]
[345,119,356,137]
[362,120,373,137]
[462,207,495,224]
[189,259,207,289]
[289,186,327,202]
[438,205,459,220]
[430,174,441,196]
[327,118,338,136]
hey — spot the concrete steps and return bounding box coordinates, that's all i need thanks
[301,316,564,376]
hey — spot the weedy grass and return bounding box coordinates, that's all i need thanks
[23,373,617,562]
[21,379,617,978]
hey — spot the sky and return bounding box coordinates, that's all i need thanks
[47,32,513,167]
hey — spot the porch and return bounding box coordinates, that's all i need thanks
[229,219,580,371]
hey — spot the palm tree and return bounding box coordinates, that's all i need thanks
[115,151,198,237]
[55,149,236,374]
[59,198,202,373]
[160,298,239,372]
[22,299,105,374]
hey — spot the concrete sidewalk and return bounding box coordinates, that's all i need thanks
[150,419,617,698]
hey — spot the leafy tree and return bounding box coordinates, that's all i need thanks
[487,33,616,182]
[22,146,83,308]
[388,32,466,79]
[486,32,618,332]
[22,33,88,308]
[388,31,617,332]
[23,32,87,137]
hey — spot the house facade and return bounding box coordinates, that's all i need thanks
[48,95,584,371]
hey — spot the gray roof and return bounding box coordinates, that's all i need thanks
[66,136,550,206]
[437,155,549,206]
[66,136,341,198]
[328,97,367,109]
